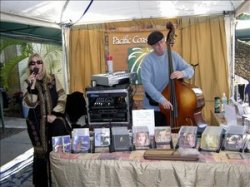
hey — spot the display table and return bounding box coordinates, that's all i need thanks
[50,150,250,187]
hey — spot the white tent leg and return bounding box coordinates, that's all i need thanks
[61,25,70,94]
[224,13,236,99]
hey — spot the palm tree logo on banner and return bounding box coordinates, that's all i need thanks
[127,47,152,84]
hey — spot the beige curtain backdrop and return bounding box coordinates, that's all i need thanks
[69,18,176,93]
[69,28,105,93]
[180,16,229,122]
[68,16,229,123]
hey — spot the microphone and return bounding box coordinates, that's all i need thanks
[32,67,39,75]
[29,67,39,87]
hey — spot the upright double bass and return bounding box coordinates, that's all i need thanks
[160,22,205,132]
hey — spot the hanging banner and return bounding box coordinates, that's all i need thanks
[108,31,151,71]
[107,30,181,84]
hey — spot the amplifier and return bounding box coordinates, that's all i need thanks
[86,84,133,127]
[91,71,136,86]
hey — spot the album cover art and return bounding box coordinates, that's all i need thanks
[155,127,171,143]
[178,126,197,148]
[113,135,131,150]
[72,128,90,153]
[223,125,246,151]
[154,127,172,149]
[133,126,150,150]
[200,126,223,152]
[224,134,244,151]
[52,136,63,153]
[72,135,90,153]
[200,134,221,150]
[112,126,131,151]
[52,135,71,153]
[94,128,110,147]
[62,135,71,153]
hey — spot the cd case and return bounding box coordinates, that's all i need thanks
[177,126,197,149]
[52,135,71,153]
[111,126,131,151]
[154,127,173,149]
[72,128,90,153]
[94,128,110,147]
[223,125,246,151]
[94,128,111,153]
[132,126,150,150]
[199,126,223,152]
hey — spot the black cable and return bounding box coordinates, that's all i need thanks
[72,0,94,26]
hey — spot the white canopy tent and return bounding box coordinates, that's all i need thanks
[1,1,248,27]
[1,0,249,94]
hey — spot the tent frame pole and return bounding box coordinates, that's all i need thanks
[61,25,70,94]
